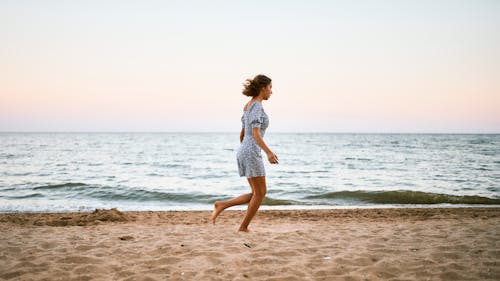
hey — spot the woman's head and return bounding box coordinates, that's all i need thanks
[242,74,272,99]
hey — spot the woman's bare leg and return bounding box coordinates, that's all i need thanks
[239,176,266,232]
[211,178,256,224]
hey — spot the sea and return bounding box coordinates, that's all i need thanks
[1,133,499,212]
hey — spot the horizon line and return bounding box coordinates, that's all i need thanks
[1,131,499,135]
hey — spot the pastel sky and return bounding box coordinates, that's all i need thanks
[1,0,499,133]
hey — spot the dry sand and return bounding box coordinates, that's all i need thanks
[0,207,499,280]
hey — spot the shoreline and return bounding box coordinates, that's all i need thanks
[1,203,499,214]
[1,206,499,226]
[1,207,499,228]
[1,207,499,280]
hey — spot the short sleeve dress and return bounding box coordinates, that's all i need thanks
[236,101,269,178]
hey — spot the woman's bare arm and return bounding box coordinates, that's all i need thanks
[252,128,278,163]
[240,128,245,143]
[252,127,271,154]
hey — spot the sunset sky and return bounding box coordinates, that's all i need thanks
[1,0,499,133]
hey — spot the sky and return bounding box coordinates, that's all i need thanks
[1,0,499,133]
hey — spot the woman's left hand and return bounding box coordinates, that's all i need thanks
[267,151,279,164]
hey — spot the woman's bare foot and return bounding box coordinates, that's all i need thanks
[211,201,224,224]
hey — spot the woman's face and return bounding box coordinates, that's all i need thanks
[262,82,273,100]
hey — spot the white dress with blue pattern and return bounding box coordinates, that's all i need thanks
[236,101,269,178]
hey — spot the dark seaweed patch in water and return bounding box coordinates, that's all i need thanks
[468,138,490,145]
[305,190,500,205]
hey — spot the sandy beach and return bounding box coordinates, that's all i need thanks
[0,207,499,280]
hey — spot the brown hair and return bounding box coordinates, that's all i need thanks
[242,74,272,97]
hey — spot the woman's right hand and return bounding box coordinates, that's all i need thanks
[267,151,279,164]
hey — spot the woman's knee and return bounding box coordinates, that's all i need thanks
[250,177,267,197]
[253,187,266,198]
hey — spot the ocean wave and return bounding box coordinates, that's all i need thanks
[262,197,301,206]
[25,183,303,206]
[2,193,44,199]
[305,190,500,205]
[33,182,88,190]
[88,188,217,203]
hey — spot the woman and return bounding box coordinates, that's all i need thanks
[211,74,279,232]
